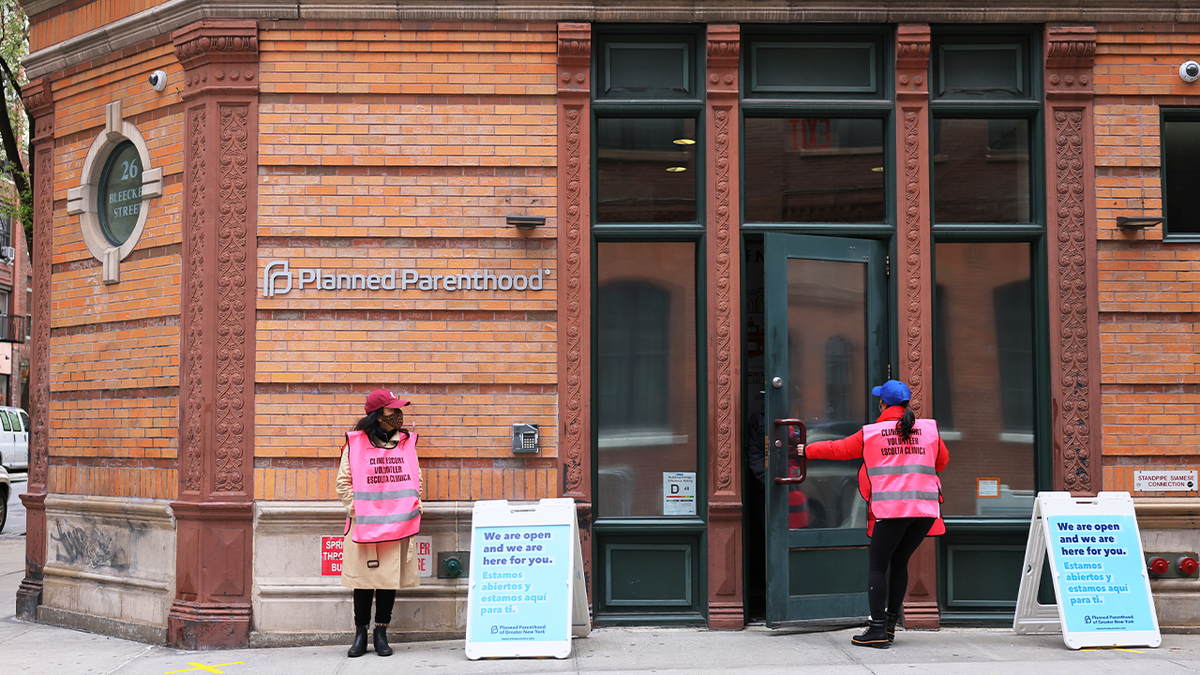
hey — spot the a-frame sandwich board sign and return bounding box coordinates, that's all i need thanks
[465,498,590,660]
[1013,491,1161,649]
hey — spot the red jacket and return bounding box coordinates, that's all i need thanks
[804,406,950,537]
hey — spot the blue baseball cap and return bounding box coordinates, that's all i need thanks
[872,380,912,407]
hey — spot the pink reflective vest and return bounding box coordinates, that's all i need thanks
[346,430,421,544]
[861,418,941,520]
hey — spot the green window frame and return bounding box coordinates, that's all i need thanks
[1159,108,1200,241]
[743,28,889,100]
[590,26,708,625]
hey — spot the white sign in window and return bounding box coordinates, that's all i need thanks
[662,471,696,516]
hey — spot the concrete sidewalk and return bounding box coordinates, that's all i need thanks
[3,538,1200,675]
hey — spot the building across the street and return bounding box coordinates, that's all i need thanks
[14,0,1200,648]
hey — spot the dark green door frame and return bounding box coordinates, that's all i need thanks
[762,233,888,626]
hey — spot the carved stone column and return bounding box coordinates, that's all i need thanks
[894,24,940,630]
[1044,26,1098,496]
[705,24,744,630]
[15,77,54,621]
[556,22,594,610]
[168,20,259,650]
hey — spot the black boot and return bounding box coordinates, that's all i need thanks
[373,623,394,657]
[885,611,901,643]
[852,617,890,649]
[347,625,368,657]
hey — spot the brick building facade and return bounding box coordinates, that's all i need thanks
[13,0,1200,649]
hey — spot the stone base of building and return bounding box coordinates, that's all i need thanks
[1135,499,1200,634]
[39,605,168,644]
[252,501,470,636]
[40,495,176,634]
[248,627,464,648]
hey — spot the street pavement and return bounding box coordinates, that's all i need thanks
[2,479,1200,674]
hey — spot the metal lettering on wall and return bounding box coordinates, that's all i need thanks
[262,261,550,298]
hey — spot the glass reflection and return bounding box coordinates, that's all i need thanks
[597,242,698,517]
[933,118,1031,223]
[597,118,697,223]
[786,258,868,529]
[744,118,885,223]
[934,242,1035,517]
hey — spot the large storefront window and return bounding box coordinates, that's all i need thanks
[930,28,1045,618]
[596,242,698,517]
[591,28,706,622]
[933,118,1032,223]
[933,243,1036,517]
[743,118,886,223]
[596,118,698,223]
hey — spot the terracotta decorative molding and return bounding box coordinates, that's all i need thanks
[1046,26,1098,62]
[169,20,259,648]
[901,108,925,418]
[896,24,931,69]
[214,104,251,494]
[895,25,931,419]
[1046,25,1097,99]
[1044,25,1097,495]
[705,25,744,630]
[1052,108,1092,494]
[16,78,54,622]
[21,78,53,144]
[711,105,736,494]
[182,105,206,495]
[706,24,740,497]
[172,21,259,99]
[894,25,938,629]
[707,503,744,628]
[21,79,54,493]
[706,25,740,64]
[557,23,591,499]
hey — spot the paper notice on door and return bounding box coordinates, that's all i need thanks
[663,472,696,516]
[977,477,1001,498]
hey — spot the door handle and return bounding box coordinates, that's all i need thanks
[773,418,807,484]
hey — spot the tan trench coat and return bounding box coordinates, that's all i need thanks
[336,433,421,590]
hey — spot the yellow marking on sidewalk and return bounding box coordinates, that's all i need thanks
[1081,647,1144,653]
[164,661,244,674]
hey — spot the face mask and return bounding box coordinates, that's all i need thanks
[380,409,403,427]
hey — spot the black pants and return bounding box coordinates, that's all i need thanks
[867,517,935,620]
[353,588,396,627]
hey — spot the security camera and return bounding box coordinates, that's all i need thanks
[1180,61,1200,83]
[149,70,167,92]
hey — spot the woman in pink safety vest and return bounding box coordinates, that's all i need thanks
[803,379,949,649]
[336,389,422,658]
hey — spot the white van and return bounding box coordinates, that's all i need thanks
[0,406,29,471]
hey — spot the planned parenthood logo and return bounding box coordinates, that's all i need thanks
[262,260,546,298]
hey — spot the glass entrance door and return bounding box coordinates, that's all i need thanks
[763,233,888,626]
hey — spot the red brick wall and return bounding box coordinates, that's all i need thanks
[42,37,183,500]
[34,19,562,503]
[1095,22,1200,497]
[252,21,560,501]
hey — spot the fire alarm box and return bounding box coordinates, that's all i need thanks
[512,424,539,454]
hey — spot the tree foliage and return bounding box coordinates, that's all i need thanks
[0,0,27,248]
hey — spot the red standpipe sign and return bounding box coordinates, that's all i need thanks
[321,535,343,576]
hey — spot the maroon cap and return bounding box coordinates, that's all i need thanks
[365,389,409,414]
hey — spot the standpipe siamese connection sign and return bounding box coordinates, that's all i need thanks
[263,261,548,297]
